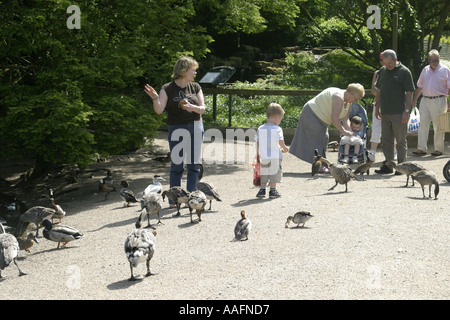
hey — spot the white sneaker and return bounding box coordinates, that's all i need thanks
[342,156,349,164]
[368,150,376,162]
[352,156,358,163]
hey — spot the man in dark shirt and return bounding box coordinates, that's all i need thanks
[374,49,415,174]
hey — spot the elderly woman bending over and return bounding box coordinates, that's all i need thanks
[289,84,365,172]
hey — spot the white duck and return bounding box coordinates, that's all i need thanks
[143,175,166,195]
[124,228,157,281]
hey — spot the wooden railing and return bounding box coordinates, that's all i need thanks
[202,87,373,127]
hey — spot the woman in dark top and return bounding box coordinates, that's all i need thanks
[144,57,205,202]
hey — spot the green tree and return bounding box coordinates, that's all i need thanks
[0,0,212,176]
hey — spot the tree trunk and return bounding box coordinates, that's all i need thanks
[431,0,450,50]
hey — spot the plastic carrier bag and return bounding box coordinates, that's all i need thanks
[407,107,420,134]
[252,156,261,187]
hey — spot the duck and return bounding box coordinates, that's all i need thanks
[152,152,171,163]
[42,220,83,249]
[187,190,207,223]
[143,175,165,195]
[353,150,372,179]
[196,164,221,210]
[1,222,27,278]
[328,141,339,152]
[138,192,164,228]
[17,232,39,253]
[410,169,439,200]
[120,181,139,207]
[311,149,323,177]
[389,161,426,187]
[162,187,190,216]
[100,170,113,185]
[16,189,65,237]
[233,210,252,241]
[317,156,360,192]
[49,189,66,224]
[98,178,117,200]
[124,227,157,281]
[285,211,314,228]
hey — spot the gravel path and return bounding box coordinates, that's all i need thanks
[0,131,449,300]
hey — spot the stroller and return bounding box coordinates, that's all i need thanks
[337,102,369,164]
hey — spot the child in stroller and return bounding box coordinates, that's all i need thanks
[341,115,364,164]
[338,102,369,164]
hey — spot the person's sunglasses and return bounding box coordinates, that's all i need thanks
[429,59,439,63]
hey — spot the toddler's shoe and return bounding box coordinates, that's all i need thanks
[269,189,281,199]
[256,188,266,198]
[342,156,349,164]
[351,156,358,164]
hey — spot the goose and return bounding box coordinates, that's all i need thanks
[42,220,83,249]
[152,152,171,163]
[16,190,64,237]
[143,175,165,195]
[162,187,190,216]
[187,190,207,223]
[317,156,360,192]
[354,150,372,179]
[197,164,221,210]
[120,181,139,207]
[285,211,314,228]
[98,178,117,200]
[1,222,26,278]
[233,210,252,241]
[410,169,439,200]
[124,228,157,281]
[389,161,426,187]
[138,192,164,228]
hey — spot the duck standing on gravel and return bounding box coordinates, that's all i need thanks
[390,161,426,187]
[17,231,39,253]
[120,181,139,207]
[234,210,252,241]
[143,175,166,195]
[98,178,117,200]
[197,164,221,211]
[162,187,190,216]
[317,156,360,192]
[124,228,157,281]
[311,149,324,177]
[16,189,65,237]
[285,211,314,228]
[1,222,27,278]
[138,192,164,228]
[42,220,83,249]
[410,169,439,200]
[187,190,207,223]
[353,150,372,179]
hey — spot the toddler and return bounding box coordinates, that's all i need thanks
[340,115,364,164]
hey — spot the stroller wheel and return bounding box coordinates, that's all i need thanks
[443,160,450,183]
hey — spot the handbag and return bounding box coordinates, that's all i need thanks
[252,155,261,187]
[407,107,420,134]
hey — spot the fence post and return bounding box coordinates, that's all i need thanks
[228,94,232,127]
[213,94,217,121]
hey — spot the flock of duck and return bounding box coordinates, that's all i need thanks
[2,147,437,281]
[312,148,440,199]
